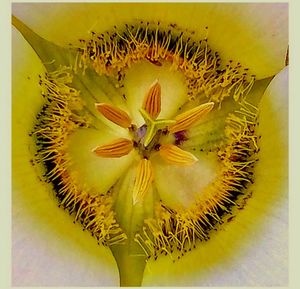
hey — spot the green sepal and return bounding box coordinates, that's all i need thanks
[12,15,74,72]
[12,16,125,120]
[110,165,156,286]
[182,78,272,153]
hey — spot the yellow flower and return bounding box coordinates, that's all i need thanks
[12,2,288,286]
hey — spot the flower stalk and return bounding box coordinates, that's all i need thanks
[111,245,147,286]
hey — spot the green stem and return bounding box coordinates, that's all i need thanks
[111,245,147,286]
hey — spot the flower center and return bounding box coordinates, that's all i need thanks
[32,21,259,260]
[93,76,214,205]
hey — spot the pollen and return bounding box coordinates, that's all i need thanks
[142,79,161,119]
[33,67,127,246]
[77,22,255,103]
[169,102,214,133]
[132,158,154,205]
[95,103,132,128]
[159,144,198,166]
[93,138,133,158]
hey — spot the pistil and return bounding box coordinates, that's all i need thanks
[139,108,175,147]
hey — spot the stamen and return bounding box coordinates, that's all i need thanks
[95,103,132,128]
[79,23,255,102]
[34,68,126,246]
[159,144,198,166]
[142,79,161,119]
[93,138,133,158]
[132,159,153,205]
[169,102,214,133]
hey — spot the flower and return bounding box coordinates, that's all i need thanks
[12,2,288,287]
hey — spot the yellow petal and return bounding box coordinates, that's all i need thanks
[12,3,287,79]
[132,159,153,205]
[93,138,133,158]
[95,103,132,128]
[169,102,214,133]
[255,67,288,187]
[142,79,161,119]
[143,67,289,286]
[159,144,198,166]
[12,28,117,286]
